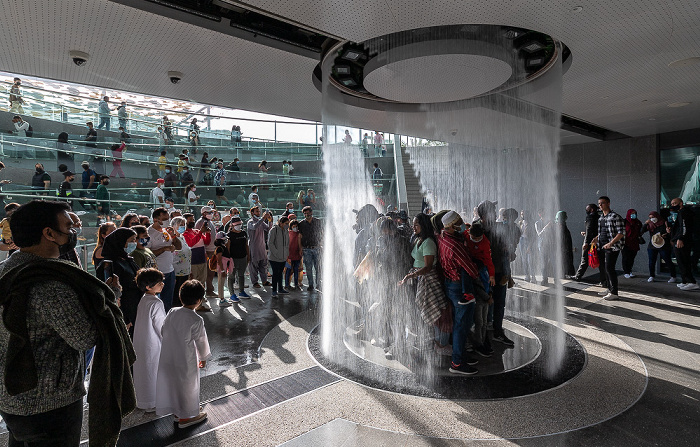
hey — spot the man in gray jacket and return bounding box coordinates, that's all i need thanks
[97,96,112,130]
[247,206,272,288]
[268,216,290,297]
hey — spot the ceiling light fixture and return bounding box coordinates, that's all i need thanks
[668,57,700,68]
[667,102,691,108]
[342,50,362,61]
[521,41,545,53]
[572,6,583,12]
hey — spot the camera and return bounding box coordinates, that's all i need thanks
[69,50,89,66]
[168,71,183,84]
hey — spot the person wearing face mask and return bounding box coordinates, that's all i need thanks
[247,206,272,288]
[164,166,178,198]
[437,211,480,375]
[31,163,51,194]
[465,222,495,358]
[555,211,575,279]
[574,204,600,282]
[58,211,83,268]
[591,196,626,300]
[668,198,698,290]
[186,184,199,217]
[282,202,295,218]
[499,208,521,286]
[285,219,303,290]
[95,175,112,221]
[130,225,157,269]
[642,211,676,283]
[0,200,135,447]
[195,206,219,297]
[621,209,643,279]
[221,207,240,232]
[170,217,192,307]
[97,227,141,333]
[148,208,182,311]
[152,178,166,206]
[183,213,211,291]
[226,216,251,299]
[268,216,290,298]
[58,170,76,210]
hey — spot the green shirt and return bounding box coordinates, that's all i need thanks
[411,237,437,268]
[95,184,109,201]
[130,247,157,269]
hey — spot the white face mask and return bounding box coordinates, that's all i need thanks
[233,224,242,231]
[470,235,483,243]
[650,217,658,223]
[292,227,299,232]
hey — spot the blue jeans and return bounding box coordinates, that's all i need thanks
[285,259,301,288]
[97,116,110,130]
[84,346,95,377]
[648,246,676,278]
[303,248,320,288]
[160,270,176,311]
[445,279,475,366]
[0,398,83,447]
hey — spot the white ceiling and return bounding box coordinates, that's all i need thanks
[0,0,699,139]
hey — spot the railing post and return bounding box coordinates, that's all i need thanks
[274,121,277,143]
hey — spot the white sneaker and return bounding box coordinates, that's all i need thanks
[677,283,686,288]
[647,277,654,282]
[598,291,609,296]
[681,283,700,291]
[629,273,636,278]
[624,274,631,279]
[219,299,231,307]
[668,277,677,283]
[603,293,619,301]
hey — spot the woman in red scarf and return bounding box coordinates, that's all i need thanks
[641,211,677,282]
[622,209,643,278]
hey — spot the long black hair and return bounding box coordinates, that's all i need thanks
[412,212,436,248]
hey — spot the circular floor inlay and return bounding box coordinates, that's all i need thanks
[309,316,586,399]
[363,54,512,103]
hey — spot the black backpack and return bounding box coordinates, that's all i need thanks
[26,124,33,137]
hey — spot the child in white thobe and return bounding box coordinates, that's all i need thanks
[132,268,166,411]
[155,280,211,427]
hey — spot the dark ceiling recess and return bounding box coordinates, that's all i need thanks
[113,0,339,57]
[561,114,629,141]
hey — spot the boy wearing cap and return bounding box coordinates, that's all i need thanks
[152,179,166,205]
[437,211,480,375]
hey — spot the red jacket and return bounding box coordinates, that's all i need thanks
[438,230,478,281]
[466,234,495,277]
[183,228,211,248]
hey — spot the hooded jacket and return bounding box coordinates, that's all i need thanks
[624,209,644,251]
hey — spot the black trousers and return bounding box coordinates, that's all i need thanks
[575,244,590,279]
[598,249,620,295]
[621,247,638,274]
[0,398,83,447]
[673,244,696,284]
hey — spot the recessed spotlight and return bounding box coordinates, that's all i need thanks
[573,6,583,12]
[642,99,648,102]
[342,50,362,61]
[521,41,545,53]
[668,57,700,68]
[649,118,657,121]
[668,102,691,108]
[602,96,609,99]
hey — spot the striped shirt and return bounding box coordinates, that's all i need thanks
[598,210,625,251]
[438,230,478,281]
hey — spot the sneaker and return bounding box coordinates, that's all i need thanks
[492,333,515,347]
[677,283,686,288]
[680,283,700,291]
[465,343,474,353]
[218,299,231,307]
[178,412,207,429]
[668,277,677,283]
[141,407,156,413]
[195,303,212,313]
[475,345,492,357]
[238,291,251,298]
[629,273,636,278]
[307,286,315,291]
[573,276,582,282]
[278,289,290,294]
[206,292,218,298]
[464,355,479,365]
[624,274,631,279]
[449,362,478,376]
[263,281,272,286]
[647,277,654,282]
[598,291,609,296]
[603,293,619,300]
[271,292,278,298]
[253,283,262,288]
[230,295,240,303]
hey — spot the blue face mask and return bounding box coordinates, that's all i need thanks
[459,223,466,232]
[630,214,637,220]
[126,242,137,253]
[139,238,149,247]
[165,169,170,174]
[178,226,186,234]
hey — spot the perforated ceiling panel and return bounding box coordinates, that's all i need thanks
[0,0,321,121]
[241,0,700,136]
[0,0,699,137]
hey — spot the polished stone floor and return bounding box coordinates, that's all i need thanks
[0,271,698,446]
